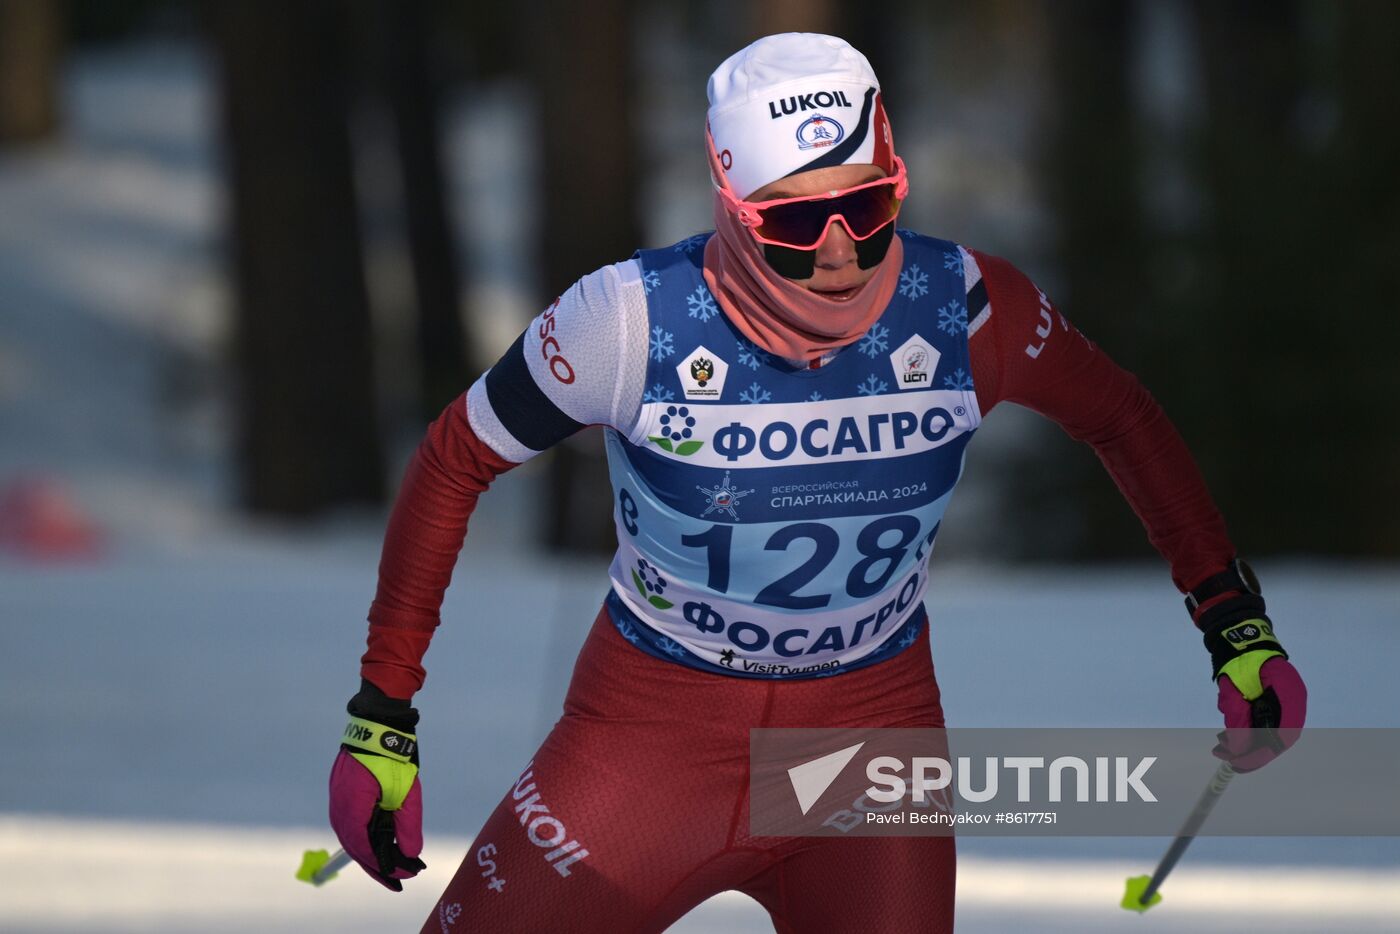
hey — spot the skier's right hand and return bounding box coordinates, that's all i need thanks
[329,680,427,891]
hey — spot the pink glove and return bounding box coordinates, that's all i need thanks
[1188,565,1306,772]
[329,682,427,891]
[1213,655,1307,772]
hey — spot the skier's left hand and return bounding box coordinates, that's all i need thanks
[1195,592,1307,772]
[1214,651,1307,771]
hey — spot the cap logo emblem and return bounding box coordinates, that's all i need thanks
[796,114,844,151]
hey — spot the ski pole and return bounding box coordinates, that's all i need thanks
[1120,760,1235,912]
[296,847,353,886]
[1121,690,1282,913]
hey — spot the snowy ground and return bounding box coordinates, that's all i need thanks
[5,814,1399,934]
[1,40,1397,934]
[5,531,1398,931]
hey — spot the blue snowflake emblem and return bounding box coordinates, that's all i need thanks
[696,470,755,521]
[898,623,919,649]
[642,269,662,293]
[937,300,968,336]
[736,337,769,370]
[674,233,707,254]
[899,264,929,300]
[856,374,888,396]
[650,325,675,363]
[656,636,687,659]
[617,620,640,645]
[739,382,772,404]
[858,322,890,358]
[686,285,719,322]
[808,390,824,402]
[642,384,675,403]
[941,367,974,391]
[942,250,964,276]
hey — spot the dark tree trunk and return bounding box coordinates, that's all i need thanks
[752,0,838,38]
[209,1,385,515]
[531,0,641,301]
[0,0,62,143]
[1327,1,1400,554]
[370,0,472,417]
[1188,0,1399,556]
[1025,0,1154,560]
[531,0,640,553]
[1188,0,1311,554]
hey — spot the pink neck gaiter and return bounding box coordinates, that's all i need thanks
[702,197,903,364]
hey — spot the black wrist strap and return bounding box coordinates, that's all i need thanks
[347,678,420,733]
[1185,557,1261,615]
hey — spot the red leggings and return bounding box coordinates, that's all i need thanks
[423,608,955,933]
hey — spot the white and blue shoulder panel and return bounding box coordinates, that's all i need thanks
[466,260,651,462]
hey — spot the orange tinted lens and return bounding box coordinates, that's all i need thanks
[753,183,900,248]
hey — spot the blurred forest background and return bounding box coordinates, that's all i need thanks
[4,7,1398,928]
[1,0,1396,565]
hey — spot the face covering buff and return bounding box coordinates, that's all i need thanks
[703,195,903,363]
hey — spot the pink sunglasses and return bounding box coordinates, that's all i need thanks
[708,130,909,250]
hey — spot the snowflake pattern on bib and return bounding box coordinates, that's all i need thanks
[899,265,929,300]
[858,323,890,358]
[686,285,719,321]
[650,325,675,362]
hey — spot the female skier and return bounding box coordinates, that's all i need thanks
[327,33,1307,933]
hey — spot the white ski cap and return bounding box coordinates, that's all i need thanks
[706,33,895,199]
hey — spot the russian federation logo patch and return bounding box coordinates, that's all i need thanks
[679,345,729,400]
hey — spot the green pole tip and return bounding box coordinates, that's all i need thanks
[1120,875,1163,913]
[296,848,335,885]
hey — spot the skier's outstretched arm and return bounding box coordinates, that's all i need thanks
[965,248,1305,765]
[332,260,649,889]
[966,249,1233,592]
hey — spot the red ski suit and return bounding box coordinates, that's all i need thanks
[362,251,1234,933]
